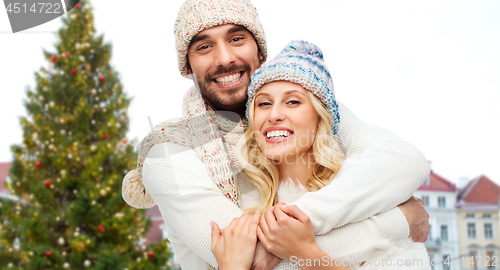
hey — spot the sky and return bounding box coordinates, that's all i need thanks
[1,0,499,186]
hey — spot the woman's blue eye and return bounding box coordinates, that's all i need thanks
[258,102,271,107]
[287,100,301,105]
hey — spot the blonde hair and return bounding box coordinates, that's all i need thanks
[239,91,344,214]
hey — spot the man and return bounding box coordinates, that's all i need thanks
[122,0,430,269]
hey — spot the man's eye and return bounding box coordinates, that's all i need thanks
[231,37,243,42]
[198,45,210,51]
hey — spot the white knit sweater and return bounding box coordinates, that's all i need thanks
[142,102,430,269]
[240,180,430,270]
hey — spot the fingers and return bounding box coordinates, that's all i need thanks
[249,212,260,235]
[211,221,221,251]
[239,213,252,235]
[265,207,278,228]
[280,204,310,224]
[259,211,271,237]
[257,226,267,246]
[412,196,425,207]
[273,204,290,224]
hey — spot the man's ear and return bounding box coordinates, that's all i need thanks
[259,52,264,62]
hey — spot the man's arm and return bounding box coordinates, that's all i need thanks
[142,146,244,268]
[293,102,430,235]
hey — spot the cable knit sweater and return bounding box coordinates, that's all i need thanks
[141,101,430,269]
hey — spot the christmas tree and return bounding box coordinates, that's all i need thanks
[0,1,178,269]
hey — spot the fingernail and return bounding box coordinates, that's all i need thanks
[210,221,214,228]
[255,211,260,214]
[280,205,287,210]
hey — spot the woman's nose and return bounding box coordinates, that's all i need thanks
[268,105,286,123]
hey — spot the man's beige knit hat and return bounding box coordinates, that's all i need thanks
[174,0,268,77]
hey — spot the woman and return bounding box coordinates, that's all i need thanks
[211,41,429,270]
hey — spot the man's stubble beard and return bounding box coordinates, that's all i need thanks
[194,63,252,116]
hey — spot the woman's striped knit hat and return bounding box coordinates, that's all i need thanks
[246,40,340,135]
[174,0,268,77]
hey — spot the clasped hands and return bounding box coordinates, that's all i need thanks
[211,202,310,270]
[211,196,430,270]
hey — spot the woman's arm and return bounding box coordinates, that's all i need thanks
[293,102,430,235]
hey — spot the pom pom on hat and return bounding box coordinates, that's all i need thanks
[282,41,324,59]
[246,40,340,135]
[122,170,156,209]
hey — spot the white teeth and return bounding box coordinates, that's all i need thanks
[266,130,292,139]
[215,73,241,85]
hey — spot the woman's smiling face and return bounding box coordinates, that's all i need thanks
[253,81,319,163]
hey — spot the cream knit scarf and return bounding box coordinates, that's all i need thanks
[181,86,242,206]
[122,86,242,209]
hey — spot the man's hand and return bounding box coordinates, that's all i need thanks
[250,241,282,270]
[398,196,430,242]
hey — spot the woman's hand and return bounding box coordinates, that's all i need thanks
[258,204,348,270]
[257,203,319,261]
[211,213,261,270]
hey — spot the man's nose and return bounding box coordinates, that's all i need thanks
[214,43,236,67]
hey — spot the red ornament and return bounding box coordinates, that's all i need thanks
[122,139,127,144]
[148,252,154,259]
[99,76,105,82]
[65,51,70,57]
[103,134,109,140]
[36,161,42,168]
[45,251,51,258]
[44,179,52,188]
[71,68,77,75]
[51,56,57,62]
[75,3,81,9]
[97,225,104,232]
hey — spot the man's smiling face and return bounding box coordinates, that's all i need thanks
[187,24,263,115]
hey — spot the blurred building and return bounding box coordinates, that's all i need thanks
[456,175,500,270]
[415,169,460,270]
[0,162,13,200]
[143,205,167,245]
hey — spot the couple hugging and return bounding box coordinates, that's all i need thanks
[122,0,431,269]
